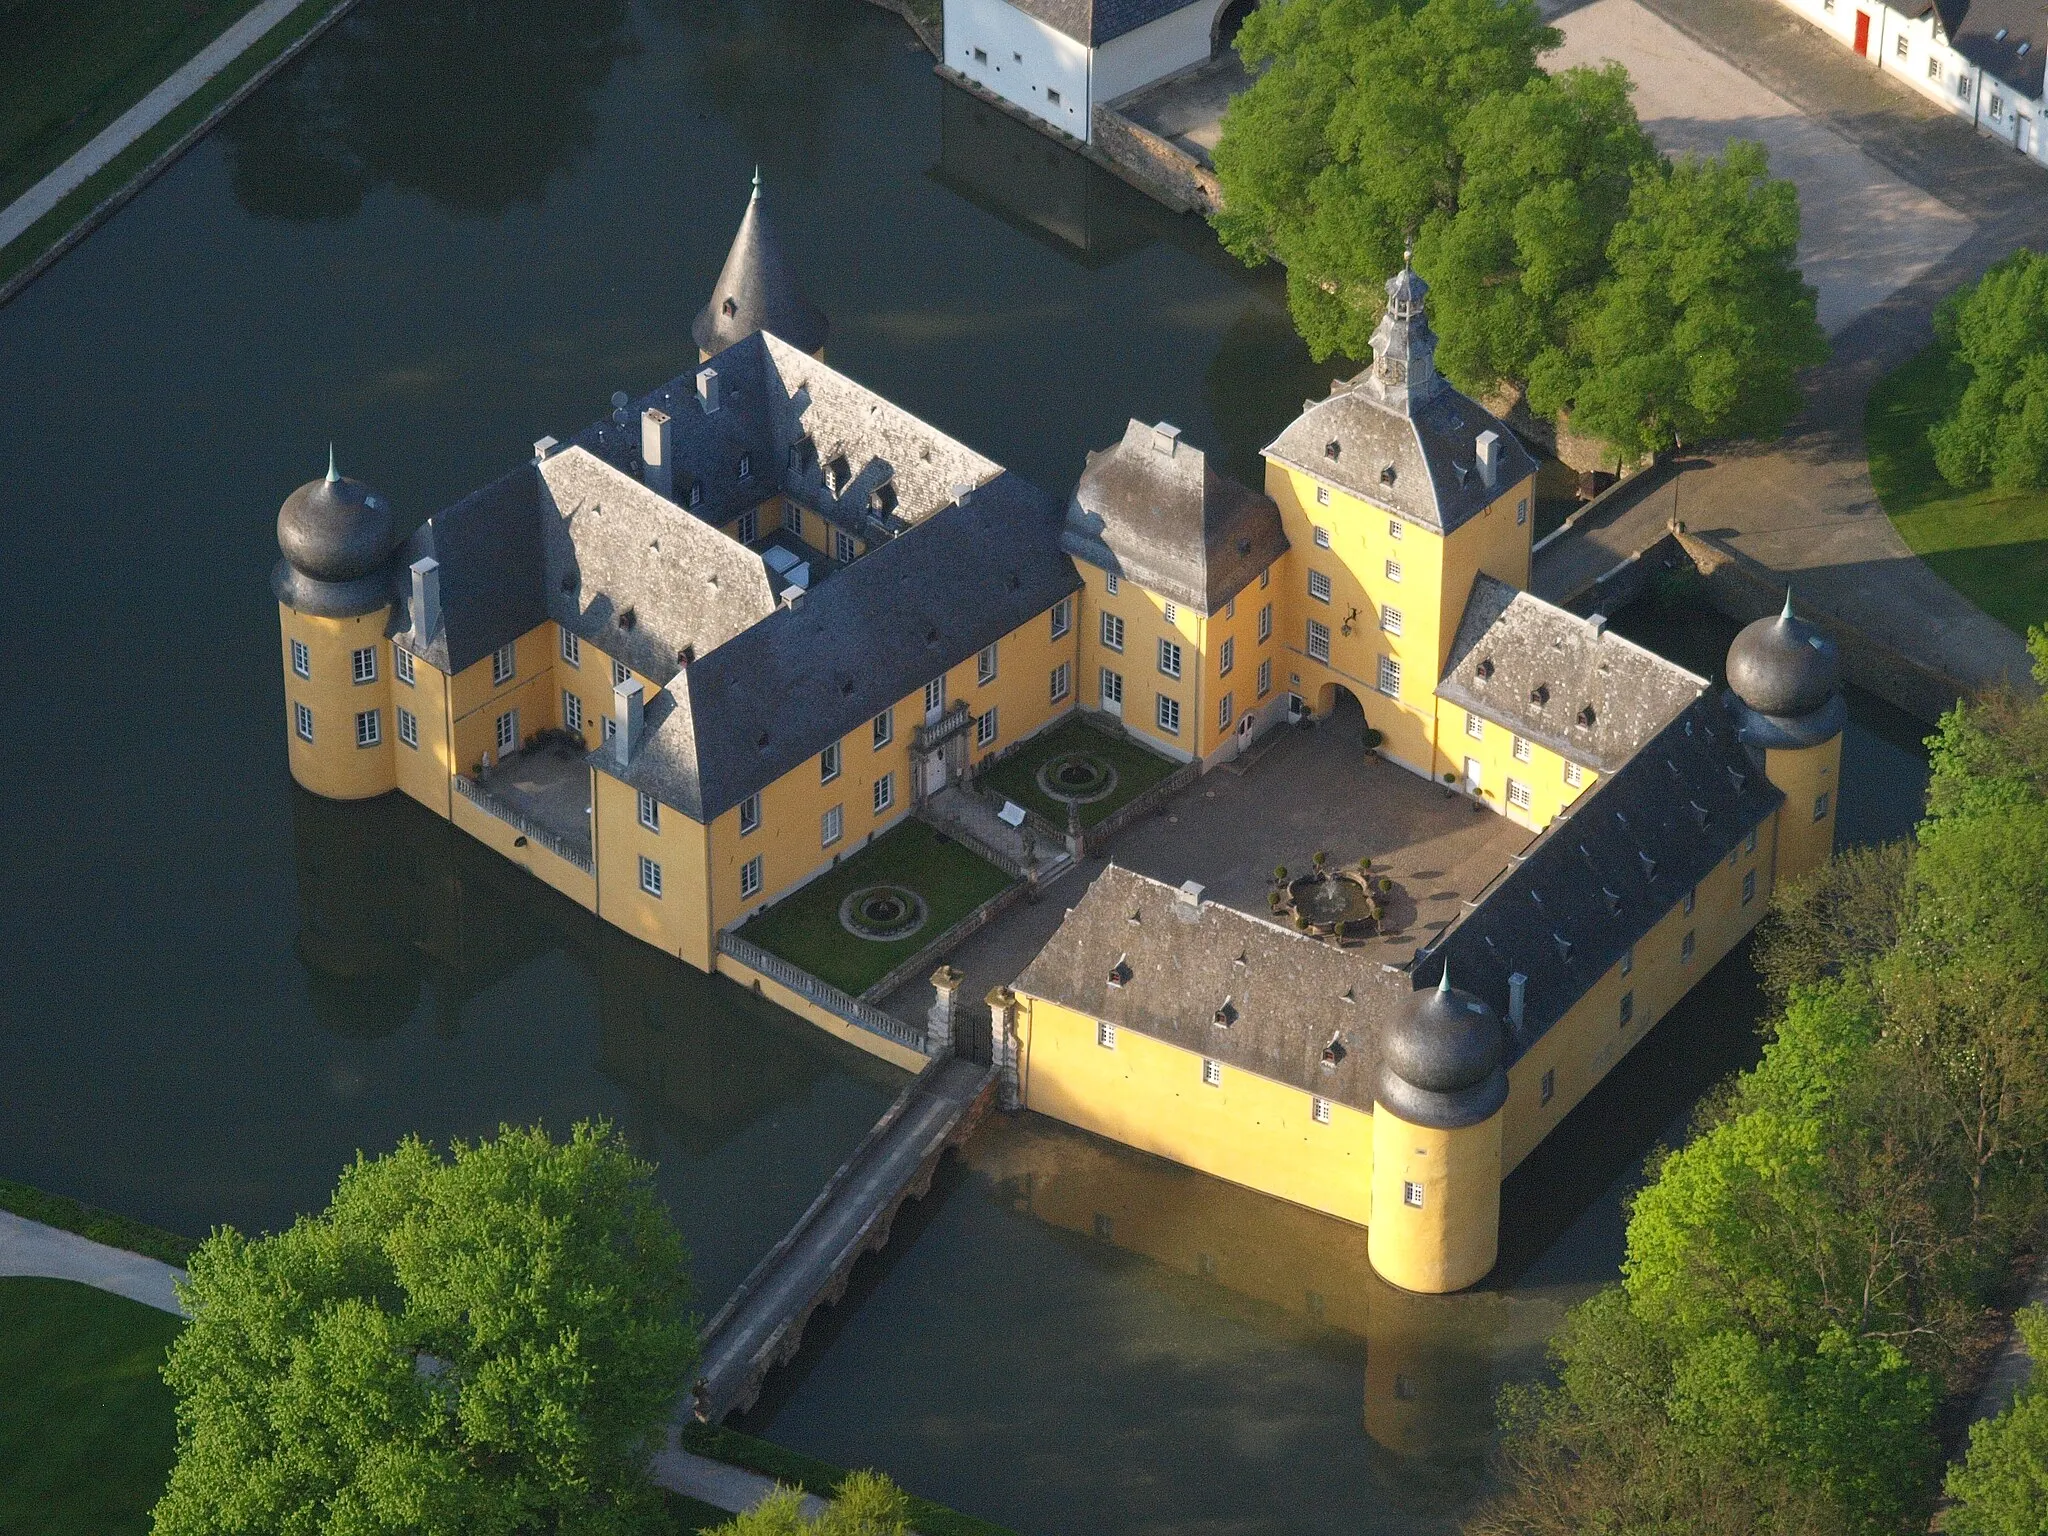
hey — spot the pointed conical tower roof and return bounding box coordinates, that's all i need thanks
[692,170,830,358]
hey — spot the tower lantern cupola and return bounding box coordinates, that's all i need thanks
[1359,247,1443,416]
[692,170,830,359]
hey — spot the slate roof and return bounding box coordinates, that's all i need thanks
[692,178,830,357]
[1437,576,1706,775]
[1063,419,1289,614]
[1015,865,1411,1114]
[389,468,547,675]
[1425,693,1784,1054]
[1004,0,1200,47]
[1932,0,2047,96]
[615,472,1082,821]
[1264,377,1540,537]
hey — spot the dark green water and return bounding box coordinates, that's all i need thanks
[0,2,1931,1530]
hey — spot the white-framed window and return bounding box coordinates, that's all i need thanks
[1507,778,1532,810]
[1163,602,1178,626]
[1381,606,1402,636]
[1385,559,1402,583]
[1316,485,1330,507]
[1814,791,1830,822]
[1896,31,1909,56]
[561,629,581,667]
[1218,691,1234,731]
[640,856,664,897]
[1101,613,1125,652]
[872,708,893,749]
[822,804,843,846]
[491,643,515,686]
[1258,603,1273,643]
[1050,662,1071,703]
[1308,569,1332,604]
[1960,72,1972,98]
[1225,598,1236,620]
[496,710,518,754]
[1512,734,1532,762]
[1928,56,1942,80]
[739,855,763,899]
[1466,711,1484,740]
[976,708,998,748]
[1313,525,1331,549]
[1046,86,1062,105]
[1742,869,1757,906]
[1101,668,1123,706]
[1402,1181,1424,1210]
[821,740,841,783]
[1683,886,1696,916]
[1156,694,1181,735]
[977,643,999,685]
[1621,945,1634,977]
[836,529,857,564]
[1104,572,1119,596]
[1620,990,1635,1027]
[873,773,894,814]
[1259,567,1270,589]
[1992,94,2005,120]
[1387,519,1402,541]
[640,789,661,831]
[735,508,758,543]
[398,707,418,748]
[1158,638,1182,679]
[738,793,760,834]
[291,638,310,678]
[1097,1021,1117,1049]
[356,708,381,748]
[563,691,582,734]
[1307,620,1332,664]
[1516,498,1529,526]
[1681,930,1696,964]
[395,647,415,686]
[1051,596,1072,638]
[295,702,314,742]
[612,658,630,687]
[1564,761,1584,788]
[1256,658,1272,698]
[352,646,377,684]
[925,677,945,716]
[1312,1096,1331,1125]
[1377,654,1401,697]
[1202,1058,1222,1087]
[1540,1068,1555,1105]
[603,716,616,743]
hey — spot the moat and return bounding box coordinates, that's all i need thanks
[0,1,1936,1531]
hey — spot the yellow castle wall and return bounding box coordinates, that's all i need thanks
[279,604,397,801]
[1193,579,1281,759]
[1368,1107,1502,1294]
[390,642,453,817]
[450,781,596,911]
[1012,993,1375,1228]
[594,769,714,970]
[1071,561,1206,760]
[1433,702,1595,831]
[1766,737,1841,887]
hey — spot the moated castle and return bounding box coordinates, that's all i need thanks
[274,180,1846,1294]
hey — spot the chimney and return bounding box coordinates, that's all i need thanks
[532,436,559,462]
[1507,971,1527,1032]
[696,367,720,414]
[641,408,673,499]
[409,557,441,643]
[1152,421,1182,457]
[613,678,644,761]
[1475,430,1501,490]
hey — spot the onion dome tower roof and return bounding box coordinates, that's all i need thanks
[1376,968,1510,1130]
[692,170,829,358]
[1727,590,1840,719]
[277,446,395,584]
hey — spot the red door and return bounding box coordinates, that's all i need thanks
[1854,11,1870,53]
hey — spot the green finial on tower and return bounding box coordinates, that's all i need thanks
[1438,965,1452,995]
[1781,586,1795,622]
[751,165,761,197]
[326,443,339,484]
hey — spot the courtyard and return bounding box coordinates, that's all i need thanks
[977,715,1185,832]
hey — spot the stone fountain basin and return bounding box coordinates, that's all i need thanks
[1287,871,1375,929]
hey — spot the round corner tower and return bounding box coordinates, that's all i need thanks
[1725,591,1845,886]
[274,450,399,800]
[1368,968,1509,1294]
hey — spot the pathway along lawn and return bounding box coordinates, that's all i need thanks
[0,1277,181,1536]
[1866,344,2048,638]
[736,819,1012,995]
[979,715,1182,831]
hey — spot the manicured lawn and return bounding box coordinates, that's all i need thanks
[1866,343,2048,637]
[735,819,1013,995]
[977,716,1182,831]
[0,1177,195,1265]
[0,1278,182,1536]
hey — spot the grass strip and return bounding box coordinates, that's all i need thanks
[0,0,345,299]
[1865,342,2048,638]
[736,819,1012,995]
[978,715,1182,830]
[680,1423,1021,1536]
[0,1176,195,1266]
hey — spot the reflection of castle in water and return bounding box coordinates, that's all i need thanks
[287,785,898,1155]
[965,1114,1570,1461]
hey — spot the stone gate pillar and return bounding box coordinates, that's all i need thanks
[927,964,963,1058]
[987,985,1021,1110]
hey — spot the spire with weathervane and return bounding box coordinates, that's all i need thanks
[1358,244,1443,417]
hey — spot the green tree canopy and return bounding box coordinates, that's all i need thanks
[1945,1305,2048,1536]
[1930,250,2048,491]
[1528,141,1827,458]
[153,1122,696,1536]
[702,1472,911,1536]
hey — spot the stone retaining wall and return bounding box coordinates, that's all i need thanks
[1089,106,1222,214]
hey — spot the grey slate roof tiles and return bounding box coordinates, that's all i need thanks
[1437,575,1706,774]
[692,179,831,358]
[389,467,547,676]
[1264,377,1540,537]
[1063,420,1289,613]
[1003,0,1202,47]
[1015,865,1408,1113]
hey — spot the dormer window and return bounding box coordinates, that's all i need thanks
[1324,440,1341,460]
[1321,1035,1346,1069]
[722,296,738,317]
[1578,704,1596,727]
[826,454,851,493]
[1602,887,1621,915]
[1530,684,1549,706]
[1639,851,1657,880]
[1476,657,1494,680]
[1213,999,1238,1027]
[1554,932,1573,964]
[1380,464,1397,486]
[1108,955,1133,988]
[870,479,897,515]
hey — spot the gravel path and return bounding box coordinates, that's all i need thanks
[0,1209,186,1315]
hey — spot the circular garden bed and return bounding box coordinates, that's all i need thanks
[1036,752,1119,805]
[838,884,931,942]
